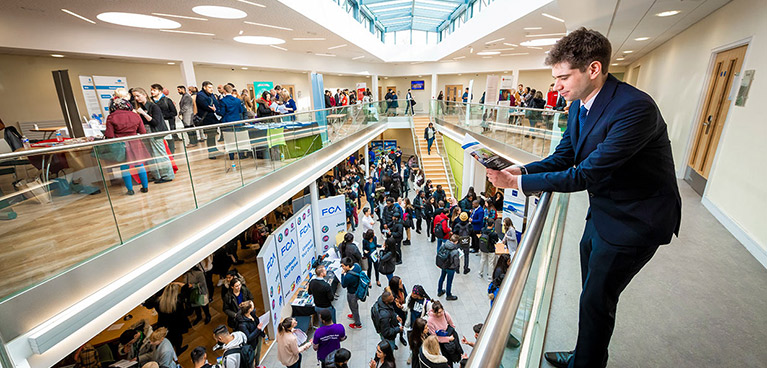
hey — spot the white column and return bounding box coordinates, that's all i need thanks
[180,60,197,87]
[307,70,317,110]
[511,69,520,90]
[430,73,438,99]
[309,181,323,255]
[371,75,379,101]
[364,145,370,178]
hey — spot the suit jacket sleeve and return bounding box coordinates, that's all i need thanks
[522,100,658,194]
[524,105,576,174]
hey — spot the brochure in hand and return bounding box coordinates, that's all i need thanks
[461,133,514,171]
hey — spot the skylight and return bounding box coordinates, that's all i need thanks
[363,0,466,33]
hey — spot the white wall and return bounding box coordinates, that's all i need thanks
[518,69,555,94]
[194,66,314,110]
[625,0,767,262]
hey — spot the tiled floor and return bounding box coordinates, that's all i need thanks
[259,191,497,367]
[542,181,767,367]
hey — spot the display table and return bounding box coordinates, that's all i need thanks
[288,257,341,332]
[30,126,67,140]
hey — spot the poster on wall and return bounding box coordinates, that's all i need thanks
[503,188,526,233]
[256,234,283,338]
[485,75,500,105]
[411,80,425,90]
[317,195,346,256]
[356,82,367,101]
[253,81,274,101]
[274,217,302,299]
[78,76,103,122]
[295,204,316,278]
[93,76,128,118]
[499,76,516,104]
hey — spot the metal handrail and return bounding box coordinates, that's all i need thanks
[440,99,569,113]
[0,99,404,160]
[465,191,553,368]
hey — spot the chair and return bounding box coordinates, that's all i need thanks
[222,129,256,172]
[94,343,115,366]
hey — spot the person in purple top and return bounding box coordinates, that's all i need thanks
[313,309,347,362]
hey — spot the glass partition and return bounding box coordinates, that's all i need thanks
[0,102,387,302]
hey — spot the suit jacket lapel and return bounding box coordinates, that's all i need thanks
[568,101,580,149]
[575,74,619,156]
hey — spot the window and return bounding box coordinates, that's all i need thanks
[396,30,410,45]
[411,30,427,45]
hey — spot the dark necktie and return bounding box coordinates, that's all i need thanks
[579,105,588,133]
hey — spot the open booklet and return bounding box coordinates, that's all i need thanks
[461,133,514,170]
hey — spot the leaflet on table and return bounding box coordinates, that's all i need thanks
[461,133,514,170]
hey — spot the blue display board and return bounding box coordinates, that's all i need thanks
[411,80,425,90]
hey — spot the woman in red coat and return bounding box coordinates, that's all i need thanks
[105,98,151,195]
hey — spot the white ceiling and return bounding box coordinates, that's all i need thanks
[0,0,732,71]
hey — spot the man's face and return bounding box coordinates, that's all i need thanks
[384,294,395,304]
[150,88,160,98]
[341,264,351,272]
[552,62,595,102]
[177,87,185,95]
[217,86,224,94]
[204,84,214,94]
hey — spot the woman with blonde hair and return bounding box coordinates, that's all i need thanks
[147,327,178,368]
[131,87,175,183]
[277,317,311,367]
[153,283,190,354]
[418,335,450,368]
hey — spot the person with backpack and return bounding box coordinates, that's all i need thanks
[323,348,351,368]
[478,220,499,282]
[385,276,409,347]
[402,164,410,196]
[436,235,461,301]
[413,191,426,234]
[424,197,436,240]
[379,238,397,282]
[371,291,404,352]
[313,309,346,363]
[453,213,473,274]
[234,301,265,366]
[432,208,451,251]
[339,233,363,266]
[402,198,415,246]
[213,324,253,368]
[341,257,364,329]
[276,318,311,368]
[469,200,485,253]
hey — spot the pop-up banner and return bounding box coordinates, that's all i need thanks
[256,234,283,338]
[503,188,526,232]
[317,195,346,255]
[295,204,316,277]
[274,217,302,299]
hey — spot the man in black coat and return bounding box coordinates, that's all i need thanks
[372,291,403,351]
[389,215,404,264]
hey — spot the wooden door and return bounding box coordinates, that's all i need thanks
[387,86,397,96]
[282,84,295,98]
[688,45,747,178]
[445,84,462,102]
[378,86,382,100]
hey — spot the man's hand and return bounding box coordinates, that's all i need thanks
[486,169,518,189]
[503,165,523,175]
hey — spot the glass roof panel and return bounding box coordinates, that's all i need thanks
[361,0,465,33]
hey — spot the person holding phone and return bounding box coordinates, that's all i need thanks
[369,340,396,368]
[277,318,311,368]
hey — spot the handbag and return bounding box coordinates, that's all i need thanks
[190,285,208,307]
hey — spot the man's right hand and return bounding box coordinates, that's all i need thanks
[503,165,523,175]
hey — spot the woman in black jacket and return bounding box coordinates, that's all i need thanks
[256,91,274,118]
[423,197,436,239]
[378,237,397,282]
[235,300,266,366]
[223,277,254,328]
[339,232,363,266]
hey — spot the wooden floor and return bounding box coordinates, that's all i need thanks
[0,139,294,301]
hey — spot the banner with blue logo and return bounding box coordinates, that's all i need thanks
[295,204,315,279]
[274,216,302,300]
[256,234,282,338]
[93,76,127,118]
[317,195,346,256]
[503,188,526,239]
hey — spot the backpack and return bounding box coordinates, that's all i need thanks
[435,246,450,269]
[370,302,382,333]
[349,270,370,302]
[222,344,255,368]
[479,232,489,250]
[434,218,447,238]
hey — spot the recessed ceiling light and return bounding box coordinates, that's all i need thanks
[293,37,325,41]
[237,0,266,7]
[97,12,181,29]
[233,36,285,45]
[482,56,492,59]
[269,45,288,51]
[244,21,293,31]
[151,13,207,21]
[453,56,466,60]
[524,27,542,30]
[328,44,347,50]
[315,53,336,57]
[656,10,680,17]
[520,38,560,47]
[239,30,244,35]
[469,47,474,53]
[477,51,501,56]
[167,62,175,65]
[634,37,650,41]
[500,53,529,57]
[611,63,619,66]
[525,33,566,38]
[542,13,565,22]
[160,29,215,36]
[192,6,247,19]
[352,56,365,60]
[526,46,543,50]
[484,48,516,52]
[51,54,65,58]
[61,9,96,24]
[485,38,505,44]
[384,77,389,79]
[503,43,519,47]
[241,67,248,70]
[623,50,634,53]
[616,57,625,61]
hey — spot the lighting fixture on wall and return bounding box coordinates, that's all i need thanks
[655,10,680,17]
[476,51,501,56]
[542,13,565,22]
[233,36,285,45]
[520,38,560,47]
[244,21,293,31]
[192,6,247,19]
[524,27,542,30]
[485,38,505,44]
[61,9,96,24]
[616,57,625,61]
[242,67,248,70]
[237,0,266,7]
[634,37,650,41]
[51,54,65,58]
[167,62,175,65]
[503,43,519,47]
[315,53,336,57]
[623,50,634,53]
[352,56,365,60]
[160,30,215,36]
[328,44,347,50]
[269,45,288,51]
[525,33,566,38]
[151,13,207,21]
[453,56,466,60]
[97,12,181,29]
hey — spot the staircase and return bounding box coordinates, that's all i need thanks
[412,115,453,199]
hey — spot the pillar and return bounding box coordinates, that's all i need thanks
[180,60,197,87]
[431,73,438,99]
[309,181,323,255]
[371,74,379,101]
[364,144,370,178]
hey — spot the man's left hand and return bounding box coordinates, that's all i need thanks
[486,168,518,189]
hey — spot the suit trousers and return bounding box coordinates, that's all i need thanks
[569,219,659,368]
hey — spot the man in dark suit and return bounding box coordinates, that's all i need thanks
[487,27,681,368]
